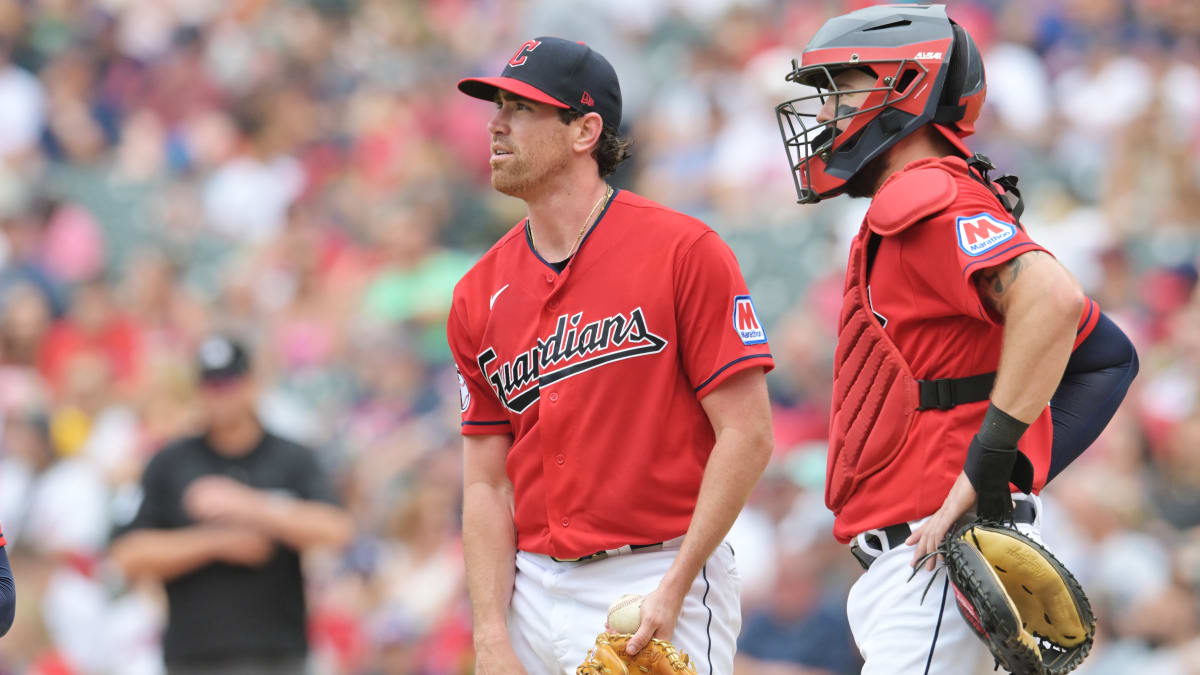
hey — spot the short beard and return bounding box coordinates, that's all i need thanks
[491,143,570,200]
[490,159,536,198]
[841,149,892,199]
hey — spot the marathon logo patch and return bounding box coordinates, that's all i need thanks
[956,213,1016,256]
[733,295,767,345]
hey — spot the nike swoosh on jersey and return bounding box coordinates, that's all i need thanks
[489,284,510,310]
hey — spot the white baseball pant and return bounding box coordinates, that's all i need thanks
[507,540,741,675]
[846,494,1044,675]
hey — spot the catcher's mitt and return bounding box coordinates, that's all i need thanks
[941,521,1095,674]
[576,633,697,675]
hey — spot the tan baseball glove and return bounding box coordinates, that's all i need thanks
[940,521,1095,674]
[576,633,697,675]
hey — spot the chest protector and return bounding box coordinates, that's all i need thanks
[826,154,1023,512]
[826,228,920,511]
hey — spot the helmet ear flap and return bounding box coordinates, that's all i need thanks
[939,23,970,108]
[938,23,984,120]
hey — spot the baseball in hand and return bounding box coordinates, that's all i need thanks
[606,593,642,634]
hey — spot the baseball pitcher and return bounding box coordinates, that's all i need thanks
[451,37,775,674]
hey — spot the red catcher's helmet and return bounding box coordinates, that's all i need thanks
[775,4,986,204]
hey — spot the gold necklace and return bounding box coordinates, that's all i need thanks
[530,184,613,261]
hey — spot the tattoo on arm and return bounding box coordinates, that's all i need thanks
[981,256,1024,295]
[977,251,1046,313]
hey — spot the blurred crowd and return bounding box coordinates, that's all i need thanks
[0,0,1193,673]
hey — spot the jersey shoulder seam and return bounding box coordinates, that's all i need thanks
[453,222,526,293]
[672,228,720,286]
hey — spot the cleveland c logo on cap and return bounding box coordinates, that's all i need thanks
[508,39,541,67]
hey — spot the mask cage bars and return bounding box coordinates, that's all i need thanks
[775,57,930,203]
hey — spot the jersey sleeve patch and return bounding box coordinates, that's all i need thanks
[732,295,767,345]
[956,213,1017,256]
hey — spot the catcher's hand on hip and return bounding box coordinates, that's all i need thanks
[907,471,977,571]
[625,585,686,656]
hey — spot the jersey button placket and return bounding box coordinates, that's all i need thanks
[561,517,569,528]
[554,453,565,465]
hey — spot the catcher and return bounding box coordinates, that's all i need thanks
[773,5,1138,673]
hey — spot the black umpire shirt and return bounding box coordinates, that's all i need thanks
[119,431,337,666]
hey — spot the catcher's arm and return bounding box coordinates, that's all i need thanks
[1047,312,1138,480]
[463,433,527,674]
[977,250,1085,421]
[909,251,1085,568]
[0,546,12,636]
[627,367,773,655]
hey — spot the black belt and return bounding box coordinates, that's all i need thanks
[850,499,1037,571]
[550,538,680,563]
[916,372,995,411]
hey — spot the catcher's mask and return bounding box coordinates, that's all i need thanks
[776,4,985,204]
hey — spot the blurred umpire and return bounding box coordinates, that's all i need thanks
[111,335,353,675]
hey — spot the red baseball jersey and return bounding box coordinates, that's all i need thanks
[449,189,774,559]
[832,156,1099,542]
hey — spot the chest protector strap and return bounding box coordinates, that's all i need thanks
[917,372,995,410]
[966,153,1025,225]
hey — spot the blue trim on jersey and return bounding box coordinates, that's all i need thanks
[961,241,1039,277]
[702,563,713,675]
[1076,298,1095,336]
[523,219,558,273]
[461,420,510,426]
[574,187,619,256]
[694,353,773,393]
[523,188,620,274]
